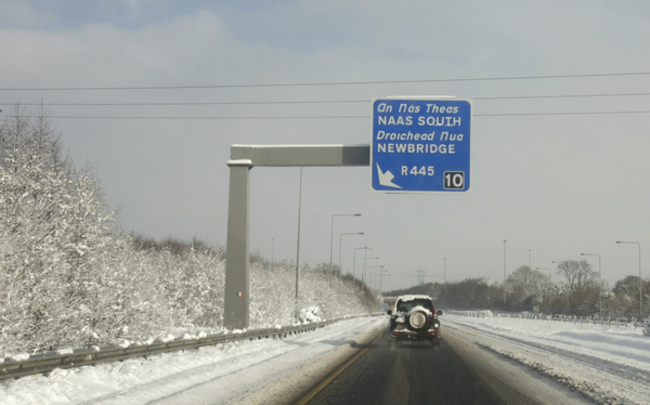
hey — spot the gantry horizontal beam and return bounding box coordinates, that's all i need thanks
[224,144,370,330]
[229,144,370,167]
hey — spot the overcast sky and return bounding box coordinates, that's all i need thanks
[2,0,649,290]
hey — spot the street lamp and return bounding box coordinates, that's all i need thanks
[581,253,601,318]
[363,257,379,285]
[443,258,447,294]
[353,247,373,282]
[417,270,426,285]
[370,265,385,290]
[339,232,363,278]
[503,240,508,308]
[370,265,382,289]
[552,260,569,312]
[329,214,361,285]
[379,272,391,292]
[616,241,642,318]
[529,249,534,312]
[536,267,551,314]
[377,267,388,291]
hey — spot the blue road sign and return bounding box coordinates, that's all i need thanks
[371,97,472,192]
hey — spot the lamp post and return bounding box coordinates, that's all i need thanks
[363,257,379,286]
[536,267,551,314]
[353,247,373,282]
[379,272,391,292]
[552,260,569,312]
[616,241,642,318]
[339,232,363,278]
[377,267,388,291]
[329,214,361,285]
[417,270,426,285]
[443,258,447,293]
[369,265,382,290]
[503,240,508,309]
[581,253,601,318]
[370,265,385,290]
[529,249,534,312]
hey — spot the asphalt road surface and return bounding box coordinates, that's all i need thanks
[295,325,592,405]
[298,332,503,405]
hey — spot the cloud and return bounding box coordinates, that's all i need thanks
[0,0,60,29]
[0,10,234,86]
[2,2,650,289]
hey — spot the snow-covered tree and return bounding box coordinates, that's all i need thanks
[0,109,379,356]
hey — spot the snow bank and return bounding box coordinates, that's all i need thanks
[0,317,386,405]
[445,313,650,404]
[299,306,321,323]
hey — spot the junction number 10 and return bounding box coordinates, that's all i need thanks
[444,171,465,189]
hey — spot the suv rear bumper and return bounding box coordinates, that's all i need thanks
[389,328,439,341]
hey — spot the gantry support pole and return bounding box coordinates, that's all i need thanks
[224,145,369,330]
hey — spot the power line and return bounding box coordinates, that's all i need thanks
[2,71,650,91]
[4,115,369,120]
[475,110,650,117]
[3,91,650,107]
[476,92,650,101]
[0,100,367,106]
[4,110,650,120]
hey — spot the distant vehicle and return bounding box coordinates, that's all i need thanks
[387,294,442,347]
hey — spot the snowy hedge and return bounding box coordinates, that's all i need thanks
[0,110,379,356]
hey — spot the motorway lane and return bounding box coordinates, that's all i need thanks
[299,331,503,405]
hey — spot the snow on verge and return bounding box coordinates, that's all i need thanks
[446,313,650,405]
[0,317,385,405]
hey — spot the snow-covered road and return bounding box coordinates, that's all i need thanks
[445,313,650,404]
[0,317,385,405]
[2,313,650,404]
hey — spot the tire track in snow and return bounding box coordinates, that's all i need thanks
[446,320,650,405]
[448,322,650,385]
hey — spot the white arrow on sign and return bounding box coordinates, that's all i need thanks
[376,163,402,189]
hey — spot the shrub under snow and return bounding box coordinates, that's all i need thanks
[298,306,321,323]
[0,110,380,356]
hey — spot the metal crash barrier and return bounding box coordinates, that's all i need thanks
[1,313,383,381]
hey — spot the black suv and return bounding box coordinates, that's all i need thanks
[387,295,442,347]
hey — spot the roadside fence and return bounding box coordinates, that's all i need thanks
[447,310,650,333]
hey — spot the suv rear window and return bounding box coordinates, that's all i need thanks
[396,298,433,312]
